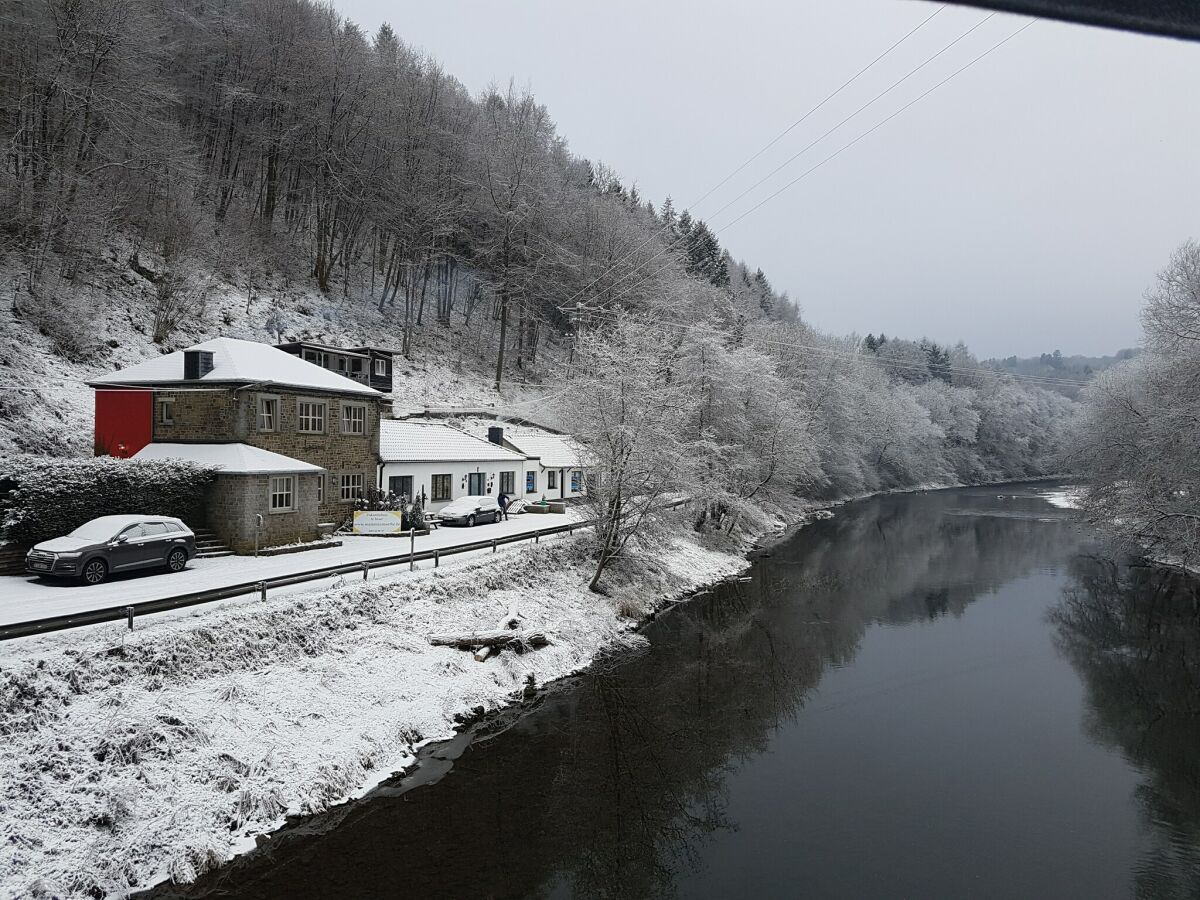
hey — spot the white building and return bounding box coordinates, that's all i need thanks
[378,421,533,511]
[482,426,595,500]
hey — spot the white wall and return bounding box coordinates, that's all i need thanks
[379,460,592,508]
[379,460,534,511]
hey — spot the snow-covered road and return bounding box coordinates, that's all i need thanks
[0,511,581,627]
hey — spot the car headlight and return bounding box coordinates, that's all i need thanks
[56,551,82,559]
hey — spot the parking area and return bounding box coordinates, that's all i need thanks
[0,511,581,628]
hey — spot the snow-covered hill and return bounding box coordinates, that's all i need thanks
[0,246,557,458]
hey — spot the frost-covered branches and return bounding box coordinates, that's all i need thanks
[1071,241,1200,565]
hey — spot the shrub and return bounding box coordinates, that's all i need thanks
[0,455,216,546]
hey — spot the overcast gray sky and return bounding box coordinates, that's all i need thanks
[335,0,1200,358]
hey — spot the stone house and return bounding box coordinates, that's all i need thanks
[89,337,384,551]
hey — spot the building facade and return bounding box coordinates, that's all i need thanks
[90,338,384,550]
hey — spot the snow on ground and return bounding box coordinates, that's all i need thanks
[0,519,750,899]
[0,511,580,627]
[1039,486,1083,509]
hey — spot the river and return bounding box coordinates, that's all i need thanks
[148,482,1200,899]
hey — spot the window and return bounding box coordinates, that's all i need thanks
[257,395,278,432]
[500,471,515,494]
[336,356,348,372]
[525,471,536,493]
[389,475,413,499]
[142,522,169,536]
[303,349,328,368]
[571,470,581,493]
[270,476,295,512]
[340,473,364,501]
[351,358,364,374]
[119,524,146,541]
[547,470,558,490]
[374,358,388,377]
[431,474,452,502]
[298,400,326,434]
[341,403,366,435]
[158,398,175,424]
[317,474,324,504]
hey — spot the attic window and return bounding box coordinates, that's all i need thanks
[183,350,214,380]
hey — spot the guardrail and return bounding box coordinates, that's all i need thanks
[0,519,592,641]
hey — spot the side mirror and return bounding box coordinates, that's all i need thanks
[116,534,129,544]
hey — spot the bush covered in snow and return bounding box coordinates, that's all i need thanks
[0,455,216,545]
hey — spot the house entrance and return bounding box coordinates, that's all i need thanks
[389,475,413,499]
[467,472,486,496]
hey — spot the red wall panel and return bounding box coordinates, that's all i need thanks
[94,389,152,458]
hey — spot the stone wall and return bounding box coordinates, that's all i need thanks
[206,472,321,554]
[152,386,382,524]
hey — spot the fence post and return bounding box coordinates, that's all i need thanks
[125,606,134,631]
[258,581,266,601]
[434,549,439,568]
[492,538,497,554]
[362,561,369,581]
[410,528,415,571]
[535,530,540,544]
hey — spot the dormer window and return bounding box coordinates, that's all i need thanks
[374,359,387,377]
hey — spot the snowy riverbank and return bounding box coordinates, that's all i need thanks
[0,522,757,899]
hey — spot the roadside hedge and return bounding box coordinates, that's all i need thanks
[0,455,217,546]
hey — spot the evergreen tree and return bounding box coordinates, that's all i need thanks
[864,334,878,352]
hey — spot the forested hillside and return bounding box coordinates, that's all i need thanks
[1,0,1076,508]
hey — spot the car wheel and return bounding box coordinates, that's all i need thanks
[82,559,108,585]
[467,514,476,527]
[166,548,187,573]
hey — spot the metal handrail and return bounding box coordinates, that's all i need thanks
[0,497,689,642]
[0,519,590,641]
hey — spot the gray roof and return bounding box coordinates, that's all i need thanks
[90,338,380,397]
[379,421,529,464]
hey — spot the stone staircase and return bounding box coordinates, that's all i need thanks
[193,528,234,559]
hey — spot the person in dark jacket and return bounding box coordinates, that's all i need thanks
[498,492,510,521]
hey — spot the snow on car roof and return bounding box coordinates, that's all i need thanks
[134,443,324,474]
[379,421,529,463]
[89,337,380,396]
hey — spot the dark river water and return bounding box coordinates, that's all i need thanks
[150,483,1200,900]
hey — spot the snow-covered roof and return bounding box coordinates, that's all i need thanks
[501,430,595,469]
[90,338,380,396]
[379,421,529,464]
[134,442,324,475]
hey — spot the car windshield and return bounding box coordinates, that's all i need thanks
[67,518,132,541]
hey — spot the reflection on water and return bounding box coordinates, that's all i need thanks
[147,483,1200,900]
[1051,559,1200,900]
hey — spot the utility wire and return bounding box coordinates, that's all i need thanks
[569,305,1092,388]
[596,17,1038,312]
[556,4,950,310]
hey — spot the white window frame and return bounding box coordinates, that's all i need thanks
[316,474,324,504]
[257,394,279,433]
[341,402,367,436]
[298,399,327,434]
[340,473,364,502]
[269,475,295,513]
[159,397,175,425]
[547,469,558,490]
[374,358,387,377]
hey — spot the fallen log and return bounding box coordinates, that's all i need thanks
[474,645,493,663]
[429,630,549,650]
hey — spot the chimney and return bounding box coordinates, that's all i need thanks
[183,349,214,380]
[487,426,504,446]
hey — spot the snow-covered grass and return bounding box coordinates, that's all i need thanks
[0,522,750,899]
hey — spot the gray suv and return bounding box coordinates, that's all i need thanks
[25,515,197,584]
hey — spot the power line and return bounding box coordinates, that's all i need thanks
[556,4,950,311]
[596,17,1038,312]
[569,305,1092,388]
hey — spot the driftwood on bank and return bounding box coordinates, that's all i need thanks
[428,630,549,651]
